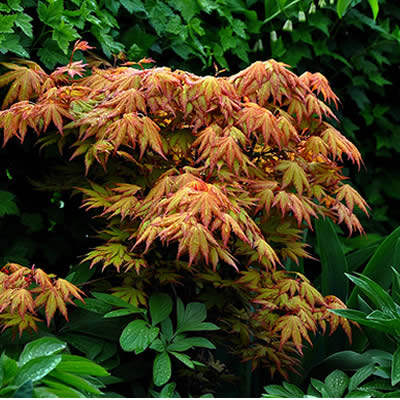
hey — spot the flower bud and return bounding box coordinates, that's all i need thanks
[282,19,293,32]
[298,11,306,22]
[308,3,316,14]
[270,30,278,42]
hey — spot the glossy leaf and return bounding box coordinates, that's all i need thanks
[119,320,159,354]
[153,352,171,387]
[19,337,66,366]
[56,355,109,376]
[14,355,61,386]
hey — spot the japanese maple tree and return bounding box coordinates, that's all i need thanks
[0,42,368,377]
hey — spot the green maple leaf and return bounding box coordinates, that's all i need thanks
[0,190,19,217]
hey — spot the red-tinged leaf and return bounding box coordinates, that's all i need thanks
[215,247,238,270]
[73,40,95,53]
[0,288,36,319]
[37,101,73,134]
[254,238,280,268]
[332,202,365,235]
[100,89,146,114]
[236,270,262,288]
[286,95,307,125]
[54,278,85,303]
[299,72,339,108]
[0,101,35,146]
[320,123,362,168]
[273,314,312,355]
[0,61,47,108]
[33,268,53,289]
[44,290,58,326]
[140,116,166,159]
[82,242,138,272]
[303,135,329,159]
[110,286,147,307]
[52,61,88,80]
[209,136,253,175]
[334,184,369,215]
[300,281,327,308]
[104,184,142,220]
[323,295,355,343]
[275,160,310,194]
[79,183,113,212]
[237,103,283,147]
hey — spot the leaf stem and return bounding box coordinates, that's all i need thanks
[262,0,301,25]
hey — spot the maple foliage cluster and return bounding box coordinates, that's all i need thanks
[0,263,84,335]
[0,42,368,377]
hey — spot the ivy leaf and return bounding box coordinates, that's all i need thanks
[37,0,63,27]
[0,14,16,34]
[7,0,23,11]
[91,28,124,58]
[0,191,19,217]
[37,39,69,69]
[120,0,147,14]
[149,3,174,35]
[52,20,80,54]
[153,352,171,386]
[169,0,199,22]
[0,33,28,58]
[14,13,33,38]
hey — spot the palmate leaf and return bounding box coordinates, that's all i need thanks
[82,242,143,272]
[35,100,73,134]
[0,190,19,216]
[0,101,36,146]
[0,56,368,379]
[334,184,369,215]
[0,312,41,336]
[0,60,47,108]
[237,103,288,148]
[273,314,313,355]
[110,286,148,307]
[299,72,339,108]
[0,288,36,319]
[275,160,310,195]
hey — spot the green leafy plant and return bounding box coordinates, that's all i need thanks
[332,269,400,341]
[0,336,109,398]
[113,293,218,387]
[263,363,400,398]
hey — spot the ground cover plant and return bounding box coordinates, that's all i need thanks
[0,36,374,396]
[263,227,400,397]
